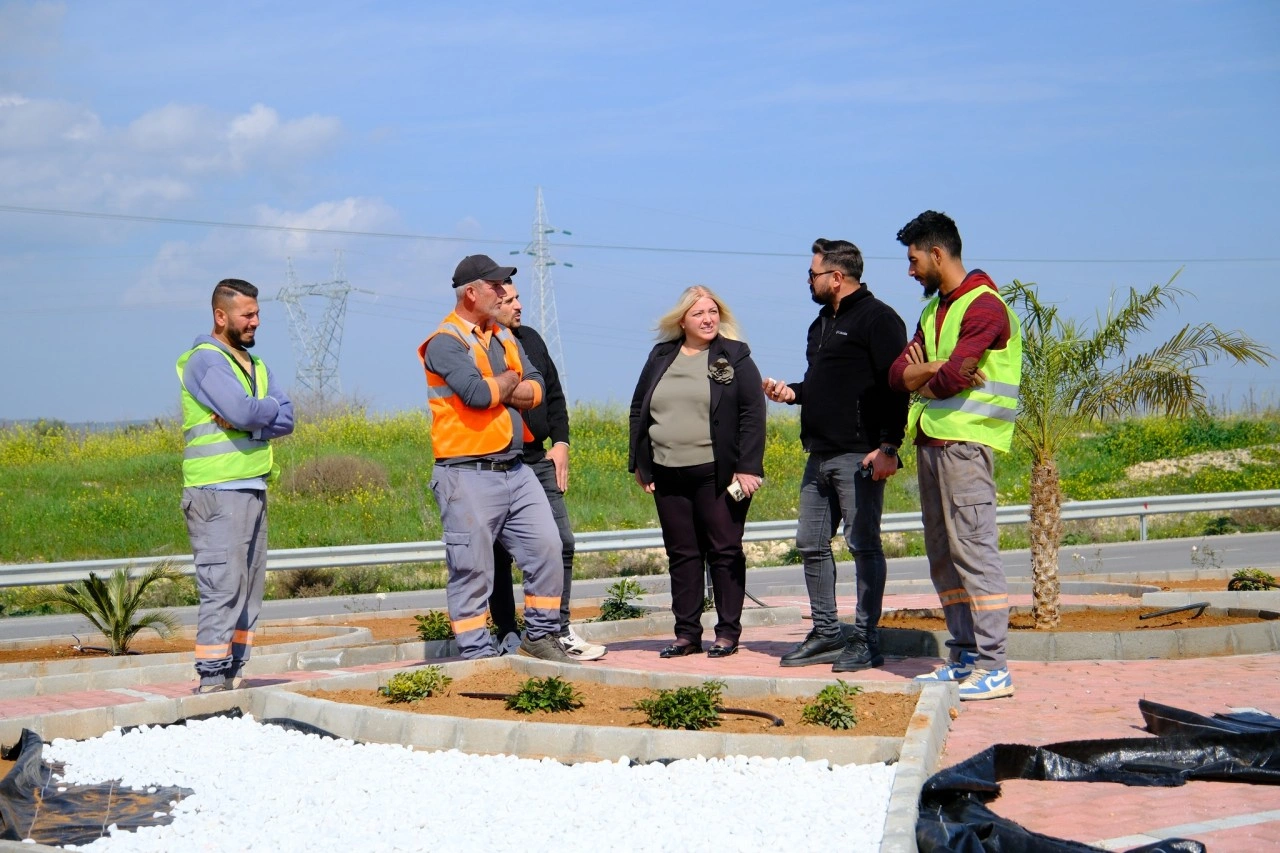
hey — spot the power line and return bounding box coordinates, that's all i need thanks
[2,203,1278,265]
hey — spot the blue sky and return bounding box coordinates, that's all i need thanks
[2,1,1277,423]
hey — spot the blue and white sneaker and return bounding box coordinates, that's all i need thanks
[915,650,979,682]
[957,667,1015,701]
[496,631,522,656]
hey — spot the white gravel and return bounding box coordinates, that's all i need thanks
[41,714,896,852]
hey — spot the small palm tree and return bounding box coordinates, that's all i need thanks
[29,564,184,655]
[1005,274,1272,628]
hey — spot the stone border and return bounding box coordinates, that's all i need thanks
[878,604,1280,661]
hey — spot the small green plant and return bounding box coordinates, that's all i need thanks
[801,680,863,730]
[1202,515,1240,536]
[488,612,526,636]
[25,564,183,655]
[1190,542,1223,571]
[379,666,452,702]
[1069,548,1103,574]
[1229,568,1278,591]
[635,680,724,730]
[597,578,646,622]
[505,676,583,714]
[414,610,455,641]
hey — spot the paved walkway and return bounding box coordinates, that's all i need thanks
[3,592,1279,851]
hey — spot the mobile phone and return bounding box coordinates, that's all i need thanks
[726,480,746,501]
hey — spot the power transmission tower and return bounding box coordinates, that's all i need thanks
[511,187,570,393]
[275,252,369,402]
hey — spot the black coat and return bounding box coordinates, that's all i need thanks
[628,336,766,494]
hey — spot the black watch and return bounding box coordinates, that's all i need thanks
[879,445,898,458]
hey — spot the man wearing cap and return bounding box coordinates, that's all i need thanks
[418,255,573,663]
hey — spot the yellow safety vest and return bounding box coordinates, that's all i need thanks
[907,287,1022,453]
[176,343,276,486]
[417,312,534,459]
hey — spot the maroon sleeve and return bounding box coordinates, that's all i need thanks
[925,292,1011,399]
[888,324,924,393]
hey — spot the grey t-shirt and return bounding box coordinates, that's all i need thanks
[648,350,714,468]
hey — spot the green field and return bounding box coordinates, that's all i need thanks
[2,408,1278,606]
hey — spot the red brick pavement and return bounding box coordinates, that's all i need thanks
[3,591,1278,852]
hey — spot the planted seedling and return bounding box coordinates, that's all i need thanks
[801,680,862,730]
[505,676,583,714]
[379,666,452,703]
[635,680,724,730]
[414,610,454,641]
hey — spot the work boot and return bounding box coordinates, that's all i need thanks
[831,634,884,672]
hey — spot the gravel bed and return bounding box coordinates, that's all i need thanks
[42,715,896,852]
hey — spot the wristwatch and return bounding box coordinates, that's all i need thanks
[879,445,898,458]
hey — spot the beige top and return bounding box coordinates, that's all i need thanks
[648,350,714,468]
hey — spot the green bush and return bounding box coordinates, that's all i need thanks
[414,610,455,641]
[280,454,390,499]
[635,680,724,730]
[378,666,452,702]
[801,680,862,730]
[505,676,583,714]
[1229,568,1277,591]
[597,578,646,622]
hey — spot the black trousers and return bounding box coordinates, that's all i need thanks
[651,461,750,645]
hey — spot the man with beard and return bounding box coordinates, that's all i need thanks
[762,239,908,671]
[177,278,295,693]
[889,211,1022,701]
[486,282,606,660]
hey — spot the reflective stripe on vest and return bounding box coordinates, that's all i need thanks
[176,343,275,486]
[417,312,534,459]
[906,287,1023,453]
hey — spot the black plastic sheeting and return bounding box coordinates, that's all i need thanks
[917,700,1280,853]
[0,709,344,847]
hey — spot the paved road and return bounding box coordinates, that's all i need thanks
[1,531,1276,642]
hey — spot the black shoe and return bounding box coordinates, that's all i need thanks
[659,641,704,658]
[779,630,846,667]
[831,636,884,672]
[707,642,738,659]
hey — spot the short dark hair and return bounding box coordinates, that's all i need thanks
[811,238,863,281]
[896,211,962,259]
[213,278,258,310]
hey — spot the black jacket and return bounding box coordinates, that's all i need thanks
[789,286,909,454]
[512,325,569,462]
[628,335,766,494]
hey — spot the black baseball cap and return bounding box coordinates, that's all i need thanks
[452,254,517,288]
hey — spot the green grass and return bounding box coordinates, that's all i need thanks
[3,407,1278,595]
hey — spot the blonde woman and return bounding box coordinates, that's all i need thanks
[628,286,766,658]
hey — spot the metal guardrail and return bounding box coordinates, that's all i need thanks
[3,490,1278,589]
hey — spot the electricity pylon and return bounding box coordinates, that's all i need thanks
[511,187,569,393]
[275,252,369,401]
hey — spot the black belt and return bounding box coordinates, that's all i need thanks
[451,459,521,472]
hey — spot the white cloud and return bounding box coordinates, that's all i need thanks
[253,197,398,254]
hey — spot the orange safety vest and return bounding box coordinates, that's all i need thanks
[418,311,534,459]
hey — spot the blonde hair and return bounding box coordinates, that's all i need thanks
[654,285,742,342]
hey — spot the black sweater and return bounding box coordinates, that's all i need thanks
[512,325,569,461]
[788,286,909,454]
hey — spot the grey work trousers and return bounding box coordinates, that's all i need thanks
[491,458,574,637]
[917,442,1009,670]
[795,451,887,646]
[430,461,564,659]
[182,487,267,682]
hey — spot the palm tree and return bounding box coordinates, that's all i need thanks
[29,564,183,655]
[1004,274,1272,628]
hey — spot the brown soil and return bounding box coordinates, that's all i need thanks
[0,629,334,665]
[305,668,918,738]
[883,606,1274,633]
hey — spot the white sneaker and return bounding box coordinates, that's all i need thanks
[557,627,607,661]
[957,667,1015,701]
[496,631,522,656]
[915,650,979,682]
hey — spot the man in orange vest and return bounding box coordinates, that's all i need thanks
[418,255,573,662]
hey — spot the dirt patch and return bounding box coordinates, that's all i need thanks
[883,606,1274,633]
[1125,444,1279,481]
[0,630,335,665]
[305,668,918,739]
[332,605,606,642]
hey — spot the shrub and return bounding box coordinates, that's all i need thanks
[1203,515,1240,536]
[597,578,646,622]
[1229,568,1278,591]
[378,666,452,702]
[505,676,583,714]
[488,612,525,636]
[635,680,724,730]
[24,564,182,655]
[279,568,337,598]
[281,454,390,499]
[414,610,455,641]
[801,680,862,730]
